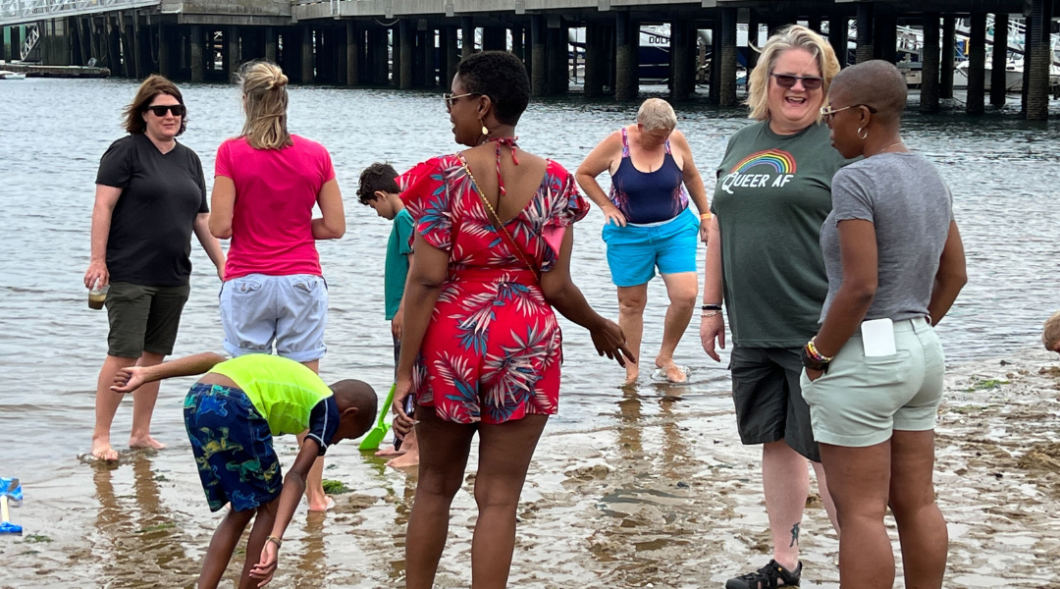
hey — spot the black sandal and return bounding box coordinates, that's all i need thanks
[725,559,802,589]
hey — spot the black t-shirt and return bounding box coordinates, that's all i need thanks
[95,134,209,286]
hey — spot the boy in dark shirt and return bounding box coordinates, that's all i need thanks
[112,352,376,588]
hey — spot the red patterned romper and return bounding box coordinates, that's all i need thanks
[399,153,589,424]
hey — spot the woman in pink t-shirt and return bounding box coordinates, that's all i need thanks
[209,61,346,512]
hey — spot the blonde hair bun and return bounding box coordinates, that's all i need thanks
[239,61,293,150]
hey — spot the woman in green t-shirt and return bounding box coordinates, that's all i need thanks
[699,25,846,589]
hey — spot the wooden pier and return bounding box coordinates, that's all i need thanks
[1,0,1056,119]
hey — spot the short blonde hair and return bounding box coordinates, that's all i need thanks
[239,61,293,150]
[1044,311,1060,352]
[637,98,677,131]
[746,24,840,122]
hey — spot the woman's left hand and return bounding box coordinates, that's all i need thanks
[805,368,824,382]
[699,222,709,244]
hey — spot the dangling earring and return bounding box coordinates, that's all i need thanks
[480,119,489,137]
[857,127,868,140]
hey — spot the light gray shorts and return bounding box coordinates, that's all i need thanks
[219,273,328,363]
[800,317,945,448]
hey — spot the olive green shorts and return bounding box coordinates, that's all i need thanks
[800,317,945,448]
[105,282,191,358]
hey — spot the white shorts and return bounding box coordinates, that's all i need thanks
[219,273,328,363]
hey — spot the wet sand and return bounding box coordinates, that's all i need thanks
[3,350,1058,589]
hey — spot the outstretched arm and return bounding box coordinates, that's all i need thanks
[111,352,228,393]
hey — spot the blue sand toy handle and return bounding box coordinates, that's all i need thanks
[0,477,21,504]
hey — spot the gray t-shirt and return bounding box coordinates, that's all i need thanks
[820,152,954,322]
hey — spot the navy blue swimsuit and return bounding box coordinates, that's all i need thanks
[608,127,689,224]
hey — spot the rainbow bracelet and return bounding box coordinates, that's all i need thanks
[805,337,834,363]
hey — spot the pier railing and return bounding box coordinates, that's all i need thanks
[0,0,161,26]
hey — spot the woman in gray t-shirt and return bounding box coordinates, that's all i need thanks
[803,61,967,589]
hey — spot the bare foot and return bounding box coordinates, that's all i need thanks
[624,370,640,388]
[375,445,407,457]
[91,439,120,462]
[386,450,420,470]
[128,436,166,451]
[307,496,335,512]
[654,360,689,383]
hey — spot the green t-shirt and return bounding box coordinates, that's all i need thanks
[385,208,415,321]
[209,354,333,438]
[711,120,851,348]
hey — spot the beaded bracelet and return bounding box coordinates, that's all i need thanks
[805,337,834,363]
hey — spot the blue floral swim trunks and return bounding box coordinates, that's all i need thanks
[184,383,282,512]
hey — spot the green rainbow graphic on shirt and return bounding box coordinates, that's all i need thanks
[721,149,797,194]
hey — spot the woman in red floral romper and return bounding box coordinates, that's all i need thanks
[392,51,634,589]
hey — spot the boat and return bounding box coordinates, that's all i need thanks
[953,58,1060,92]
[0,70,26,80]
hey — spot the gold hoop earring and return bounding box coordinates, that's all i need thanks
[857,127,868,140]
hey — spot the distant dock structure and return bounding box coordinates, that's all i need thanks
[0,0,1055,120]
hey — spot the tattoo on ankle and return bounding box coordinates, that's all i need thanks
[789,523,800,548]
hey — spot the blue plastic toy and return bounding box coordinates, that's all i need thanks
[0,477,23,535]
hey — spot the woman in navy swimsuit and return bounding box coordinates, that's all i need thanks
[576,98,711,385]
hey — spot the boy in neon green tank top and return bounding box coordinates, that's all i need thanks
[112,352,376,589]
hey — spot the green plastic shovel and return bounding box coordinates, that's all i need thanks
[359,383,395,450]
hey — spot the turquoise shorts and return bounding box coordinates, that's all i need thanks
[800,317,945,448]
[602,208,699,287]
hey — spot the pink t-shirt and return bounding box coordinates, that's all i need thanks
[215,134,336,280]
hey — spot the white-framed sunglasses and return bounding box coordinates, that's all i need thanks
[443,92,482,110]
[820,103,879,119]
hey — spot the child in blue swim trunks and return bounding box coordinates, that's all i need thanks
[112,352,376,589]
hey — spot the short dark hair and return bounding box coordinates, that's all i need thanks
[357,162,401,206]
[122,75,187,136]
[457,51,530,126]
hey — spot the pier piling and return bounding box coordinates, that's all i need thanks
[940,16,955,98]
[444,26,458,83]
[829,15,849,68]
[671,20,691,101]
[719,8,738,106]
[924,12,941,113]
[921,12,941,113]
[966,12,986,115]
[991,13,1009,107]
[1027,0,1052,120]
[855,2,874,64]
[461,17,474,59]
[615,12,634,101]
[190,24,204,82]
[531,15,546,96]
[399,20,413,90]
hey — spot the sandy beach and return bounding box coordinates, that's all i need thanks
[2,347,1058,589]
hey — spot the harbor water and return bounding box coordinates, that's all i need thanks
[0,78,1059,588]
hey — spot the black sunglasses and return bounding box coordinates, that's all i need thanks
[771,73,824,91]
[146,104,186,117]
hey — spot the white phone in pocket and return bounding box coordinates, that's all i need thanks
[861,318,897,357]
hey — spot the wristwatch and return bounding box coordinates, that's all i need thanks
[800,345,830,372]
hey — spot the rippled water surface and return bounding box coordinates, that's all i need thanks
[1,79,1059,588]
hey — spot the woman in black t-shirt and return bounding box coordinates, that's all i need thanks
[84,75,225,462]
